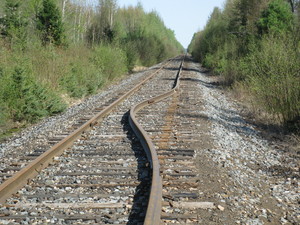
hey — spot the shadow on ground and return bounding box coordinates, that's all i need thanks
[121,111,151,225]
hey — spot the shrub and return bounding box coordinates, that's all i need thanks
[59,44,127,98]
[136,34,162,66]
[59,60,103,98]
[92,44,128,81]
[0,103,9,127]
[242,35,300,123]
[0,0,28,50]
[123,42,139,71]
[0,60,66,123]
[0,67,9,127]
[188,0,300,130]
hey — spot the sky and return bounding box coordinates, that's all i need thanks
[117,0,226,48]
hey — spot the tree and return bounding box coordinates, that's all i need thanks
[87,0,117,44]
[61,0,69,20]
[0,0,28,49]
[225,0,269,36]
[36,0,65,46]
[257,0,294,35]
[287,0,300,12]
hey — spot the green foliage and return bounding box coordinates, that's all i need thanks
[59,58,103,98]
[36,0,66,46]
[0,0,28,50]
[89,4,183,68]
[126,31,166,67]
[92,44,128,80]
[242,35,300,123]
[87,0,117,45]
[189,7,228,64]
[0,103,9,127]
[257,0,294,35]
[0,0,182,135]
[0,68,9,127]
[189,0,300,127]
[59,44,128,98]
[60,63,96,98]
[122,42,139,71]
[226,0,269,35]
[0,59,66,123]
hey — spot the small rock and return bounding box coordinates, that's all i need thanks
[217,205,225,211]
[30,211,38,216]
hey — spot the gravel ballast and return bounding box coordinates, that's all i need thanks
[0,58,299,224]
[195,63,299,224]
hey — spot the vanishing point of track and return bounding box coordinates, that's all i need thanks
[0,56,191,224]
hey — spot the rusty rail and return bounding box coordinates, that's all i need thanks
[0,60,172,204]
[129,56,184,225]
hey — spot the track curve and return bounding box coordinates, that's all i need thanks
[0,56,184,224]
[129,57,184,224]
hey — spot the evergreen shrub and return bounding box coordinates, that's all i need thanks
[0,60,66,123]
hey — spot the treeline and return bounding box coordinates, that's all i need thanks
[0,0,183,135]
[189,0,300,128]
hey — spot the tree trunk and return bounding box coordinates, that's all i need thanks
[62,0,67,20]
[74,4,78,43]
[289,0,295,12]
[78,5,82,42]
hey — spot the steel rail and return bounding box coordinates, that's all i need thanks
[0,59,173,204]
[129,56,184,225]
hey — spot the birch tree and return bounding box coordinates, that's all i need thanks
[87,0,117,44]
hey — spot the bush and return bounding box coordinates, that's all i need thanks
[59,44,127,98]
[0,103,9,127]
[59,60,102,98]
[136,34,164,66]
[0,67,9,127]
[0,0,28,50]
[122,42,139,71]
[190,7,228,63]
[0,60,66,123]
[241,35,300,123]
[114,7,183,68]
[188,0,300,129]
[92,44,128,81]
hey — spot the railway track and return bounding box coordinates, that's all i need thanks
[2,55,296,224]
[0,61,168,186]
[136,57,211,224]
[0,56,186,224]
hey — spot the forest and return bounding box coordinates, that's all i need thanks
[0,0,183,137]
[188,0,300,131]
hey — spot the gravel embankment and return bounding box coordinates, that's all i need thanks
[197,66,299,224]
